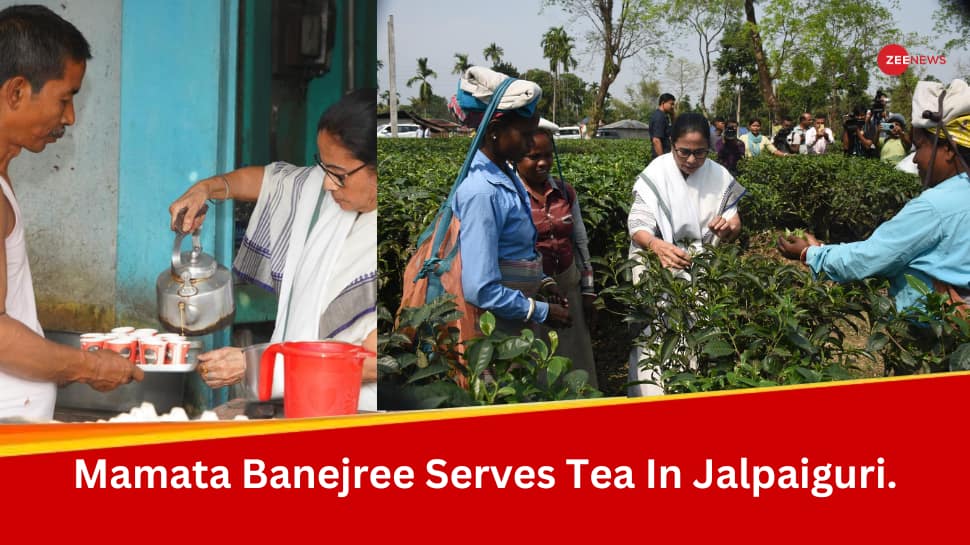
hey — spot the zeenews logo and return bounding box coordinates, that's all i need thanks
[879,44,946,76]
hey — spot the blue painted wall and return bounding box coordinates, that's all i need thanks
[118,0,237,408]
[117,0,236,328]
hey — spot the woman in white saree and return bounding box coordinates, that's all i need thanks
[168,89,377,411]
[626,113,746,396]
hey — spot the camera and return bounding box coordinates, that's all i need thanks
[843,114,860,132]
[871,90,888,116]
[724,127,737,139]
[880,122,895,132]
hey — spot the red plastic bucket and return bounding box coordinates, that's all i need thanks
[257,341,372,417]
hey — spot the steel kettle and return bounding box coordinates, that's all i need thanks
[156,225,235,335]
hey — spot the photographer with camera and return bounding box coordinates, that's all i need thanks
[715,120,746,175]
[842,105,878,158]
[805,114,833,154]
[773,117,795,154]
[879,113,911,164]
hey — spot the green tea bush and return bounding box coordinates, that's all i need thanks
[738,154,921,241]
[602,245,876,392]
[380,139,964,398]
[378,295,601,409]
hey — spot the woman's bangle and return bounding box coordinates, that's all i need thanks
[220,175,231,200]
[525,298,536,322]
[799,246,809,263]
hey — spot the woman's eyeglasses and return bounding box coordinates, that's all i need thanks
[314,153,367,188]
[674,147,709,159]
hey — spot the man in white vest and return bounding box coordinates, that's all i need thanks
[0,5,143,421]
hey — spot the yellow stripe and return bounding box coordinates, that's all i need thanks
[946,115,970,148]
[3,372,966,457]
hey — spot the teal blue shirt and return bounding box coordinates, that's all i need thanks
[806,173,970,312]
[452,150,549,323]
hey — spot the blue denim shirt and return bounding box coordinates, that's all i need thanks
[453,150,549,323]
[806,173,970,312]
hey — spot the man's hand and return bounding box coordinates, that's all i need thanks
[82,350,144,392]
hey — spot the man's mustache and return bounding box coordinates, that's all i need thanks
[49,126,66,138]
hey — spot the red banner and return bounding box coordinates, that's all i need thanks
[1,374,966,541]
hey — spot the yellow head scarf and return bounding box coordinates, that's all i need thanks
[942,114,970,149]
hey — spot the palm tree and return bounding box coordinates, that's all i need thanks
[406,57,437,115]
[542,27,578,124]
[483,42,504,66]
[452,53,470,76]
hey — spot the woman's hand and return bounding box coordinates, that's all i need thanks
[169,181,213,233]
[649,238,692,269]
[540,280,567,306]
[196,347,245,388]
[709,214,741,241]
[777,232,821,261]
[544,303,573,329]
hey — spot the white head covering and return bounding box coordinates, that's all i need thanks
[459,66,541,111]
[911,79,970,129]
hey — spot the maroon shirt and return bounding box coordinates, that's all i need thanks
[526,179,576,276]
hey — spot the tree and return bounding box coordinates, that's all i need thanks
[483,42,504,65]
[664,57,702,105]
[452,53,471,75]
[543,0,665,130]
[406,57,438,116]
[612,77,661,122]
[743,0,780,122]
[490,60,521,79]
[542,26,579,124]
[664,0,743,115]
[742,0,900,126]
[378,89,400,115]
[933,0,970,53]
[714,20,764,123]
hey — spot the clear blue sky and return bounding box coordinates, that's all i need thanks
[377,0,967,107]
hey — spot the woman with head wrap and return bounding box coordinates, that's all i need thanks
[452,68,571,333]
[779,78,970,315]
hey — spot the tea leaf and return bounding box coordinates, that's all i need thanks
[406,362,450,383]
[496,337,531,360]
[466,340,494,377]
[480,312,496,336]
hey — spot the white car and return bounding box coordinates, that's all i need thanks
[556,126,582,139]
[377,123,422,138]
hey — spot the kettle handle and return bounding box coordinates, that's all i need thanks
[171,224,205,272]
[258,343,284,402]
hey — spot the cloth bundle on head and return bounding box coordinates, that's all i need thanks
[912,78,970,149]
[455,66,541,127]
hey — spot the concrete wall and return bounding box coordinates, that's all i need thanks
[4,0,236,336]
[6,0,123,331]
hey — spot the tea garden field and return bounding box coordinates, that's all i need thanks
[378,138,970,407]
